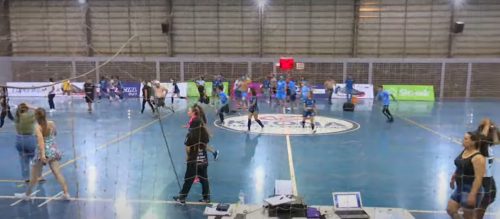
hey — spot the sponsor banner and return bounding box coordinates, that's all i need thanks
[382,85,435,101]
[215,114,360,135]
[187,82,229,97]
[121,82,141,98]
[7,82,84,97]
[140,82,188,98]
[331,84,374,99]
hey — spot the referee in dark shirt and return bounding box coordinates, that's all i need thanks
[173,106,211,204]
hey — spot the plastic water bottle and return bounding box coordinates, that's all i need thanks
[238,190,245,205]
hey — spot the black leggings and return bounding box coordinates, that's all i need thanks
[48,94,55,109]
[218,104,229,122]
[382,105,393,120]
[141,99,155,113]
[179,162,210,200]
[0,110,14,127]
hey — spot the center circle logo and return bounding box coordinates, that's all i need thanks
[214,114,360,135]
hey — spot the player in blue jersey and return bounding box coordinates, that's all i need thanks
[276,76,287,108]
[300,81,311,102]
[301,91,317,133]
[287,78,297,110]
[216,85,229,124]
[377,85,397,123]
[345,76,354,102]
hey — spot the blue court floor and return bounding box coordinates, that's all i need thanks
[0,96,499,219]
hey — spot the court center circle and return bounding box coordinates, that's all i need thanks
[214,114,360,135]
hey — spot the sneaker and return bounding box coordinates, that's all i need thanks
[213,150,219,161]
[312,128,317,134]
[14,193,30,200]
[198,199,211,204]
[173,196,186,204]
[61,193,71,200]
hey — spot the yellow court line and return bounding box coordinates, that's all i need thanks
[41,113,172,177]
[397,114,500,162]
[396,115,461,145]
[282,108,299,196]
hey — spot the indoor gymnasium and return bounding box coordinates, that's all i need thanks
[0,0,499,218]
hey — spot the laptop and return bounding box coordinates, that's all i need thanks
[332,192,369,219]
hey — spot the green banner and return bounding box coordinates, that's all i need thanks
[187,82,229,97]
[383,85,435,101]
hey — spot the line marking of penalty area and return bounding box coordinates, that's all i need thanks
[283,108,299,196]
[41,113,174,178]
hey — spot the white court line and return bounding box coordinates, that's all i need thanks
[37,191,63,207]
[282,108,299,196]
[10,190,39,206]
[408,209,497,216]
[1,195,209,206]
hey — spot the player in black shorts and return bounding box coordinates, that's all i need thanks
[83,79,95,113]
[247,89,264,131]
[171,79,180,104]
[301,91,317,133]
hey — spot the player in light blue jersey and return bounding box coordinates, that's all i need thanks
[376,85,397,123]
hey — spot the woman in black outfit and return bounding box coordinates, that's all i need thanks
[0,87,14,128]
[447,132,487,219]
[47,78,56,111]
[141,81,155,114]
[475,118,498,218]
[83,79,95,113]
[173,106,210,203]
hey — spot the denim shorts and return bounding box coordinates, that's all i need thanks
[450,184,484,209]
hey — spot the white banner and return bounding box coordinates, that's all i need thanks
[331,84,374,99]
[139,82,188,98]
[7,82,85,97]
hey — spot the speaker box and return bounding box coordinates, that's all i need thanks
[161,23,169,34]
[268,203,307,218]
[453,21,464,33]
[343,102,355,112]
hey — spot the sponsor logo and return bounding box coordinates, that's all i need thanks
[215,114,360,135]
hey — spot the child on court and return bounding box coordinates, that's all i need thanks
[247,89,264,131]
[301,91,317,133]
[376,85,397,123]
[216,85,229,124]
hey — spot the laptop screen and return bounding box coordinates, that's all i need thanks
[333,192,362,209]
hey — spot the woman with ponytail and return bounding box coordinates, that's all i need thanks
[447,132,487,219]
[15,108,69,200]
[174,105,211,203]
[14,103,37,182]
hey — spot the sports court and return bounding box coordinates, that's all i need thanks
[1,0,500,219]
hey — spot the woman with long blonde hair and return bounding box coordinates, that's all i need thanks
[15,108,69,200]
